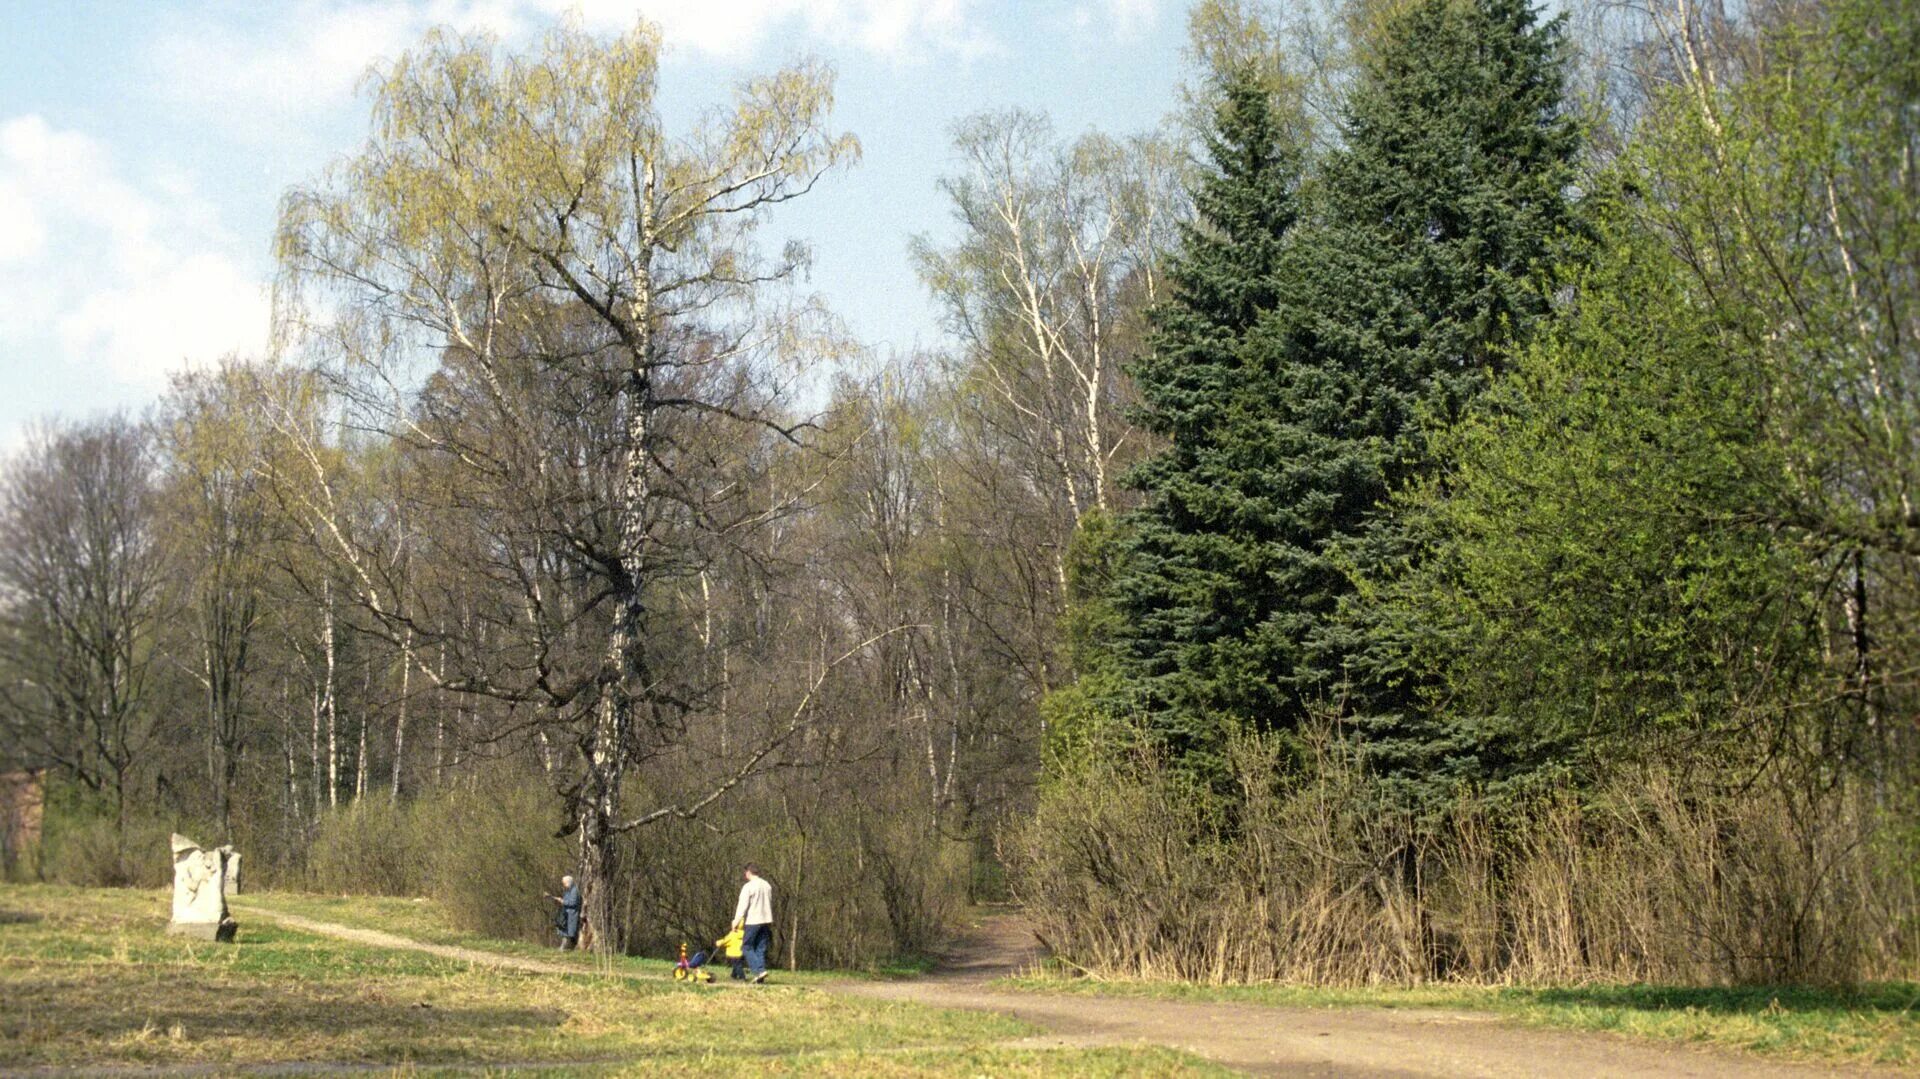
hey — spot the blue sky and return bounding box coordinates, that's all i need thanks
[0,0,1189,447]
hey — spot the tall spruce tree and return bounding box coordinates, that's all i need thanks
[1087,70,1306,773]
[1093,0,1577,780]
[1277,0,1580,765]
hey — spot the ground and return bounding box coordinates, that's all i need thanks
[0,885,1216,1077]
[1,884,1914,1077]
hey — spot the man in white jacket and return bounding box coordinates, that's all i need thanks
[732,863,774,983]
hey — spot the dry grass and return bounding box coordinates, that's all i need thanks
[1013,733,1920,987]
[365,1046,1232,1077]
[0,883,1222,1075]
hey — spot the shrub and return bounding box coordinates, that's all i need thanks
[251,762,977,965]
[419,775,571,942]
[1012,728,1920,987]
[35,786,189,889]
[305,799,426,896]
[616,778,969,969]
[302,767,572,943]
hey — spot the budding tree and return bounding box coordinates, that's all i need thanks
[276,21,857,952]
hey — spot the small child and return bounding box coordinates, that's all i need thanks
[714,925,746,980]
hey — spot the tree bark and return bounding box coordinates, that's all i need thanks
[324,579,339,811]
[578,238,657,956]
[393,627,411,802]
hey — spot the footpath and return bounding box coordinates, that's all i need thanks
[244,904,1877,1078]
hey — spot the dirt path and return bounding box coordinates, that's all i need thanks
[836,909,1879,1079]
[236,906,588,977]
[242,904,1881,1078]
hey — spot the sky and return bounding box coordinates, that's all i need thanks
[0,0,1190,449]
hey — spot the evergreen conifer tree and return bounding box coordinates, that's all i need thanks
[1277,0,1579,763]
[1093,0,1578,781]
[1090,70,1306,773]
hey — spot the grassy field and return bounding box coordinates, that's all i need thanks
[234,892,947,984]
[231,890,862,987]
[1001,968,1920,1067]
[0,883,1225,1076]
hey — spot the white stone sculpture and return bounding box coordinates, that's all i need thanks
[168,833,238,941]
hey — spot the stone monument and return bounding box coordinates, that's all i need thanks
[168,834,239,941]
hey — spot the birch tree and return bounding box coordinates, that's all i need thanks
[276,21,856,952]
[916,112,1182,561]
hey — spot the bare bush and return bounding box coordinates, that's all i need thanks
[617,782,969,969]
[305,799,426,896]
[1014,731,1919,986]
[36,805,176,889]
[301,768,570,942]
[418,776,572,942]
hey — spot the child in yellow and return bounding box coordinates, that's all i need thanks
[714,926,746,981]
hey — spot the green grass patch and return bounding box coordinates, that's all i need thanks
[1000,968,1920,1066]
[235,890,862,986]
[0,883,1221,1075]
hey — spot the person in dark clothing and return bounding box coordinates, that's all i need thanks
[546,874,582,950]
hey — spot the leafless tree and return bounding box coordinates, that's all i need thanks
[0,416,169,833]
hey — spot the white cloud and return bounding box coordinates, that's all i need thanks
[146,0,999,143]
[1069,0,1159,38]
[1103,0,1159,36]
[0,114,268,386]
[499,0,995,62]
[147,3,433,142]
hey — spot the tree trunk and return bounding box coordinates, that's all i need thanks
[282,679,301,842]
[323,580,339,810]
[204,640,227,836]
[578,255,657,956]
[393,628,411,802]
[434,636,447,786]
[355,649,370,802]
[310,685,323,818]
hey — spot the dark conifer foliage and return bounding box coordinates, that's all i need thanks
[1095,70,1306,773]
[1096,0,1578,779]
[1281,0,1580,772]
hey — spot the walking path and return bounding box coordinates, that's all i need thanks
[237,904,1876,1078]
[239,907,587,976]
[839,910,1872,1078]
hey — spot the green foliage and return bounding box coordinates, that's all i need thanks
[1339,0,1920,806]
[1273,0,1582,727]
[1088,0,1579,784]
[1354,203,1820,804]
[1086,69,1305,777]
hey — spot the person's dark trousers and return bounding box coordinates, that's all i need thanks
[743,922,773,977]
[730,958,746,980]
